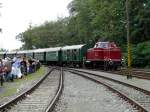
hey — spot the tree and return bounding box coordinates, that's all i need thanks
[130,0,150,43]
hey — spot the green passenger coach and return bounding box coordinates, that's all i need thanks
[25,50,35,59]
[45,47,61,65]
[0,52,4,59]
[0,44,88,67]
[61,44,87,67]
[7,51,16,59]
[34,49,45,62]
[15,50,34,59]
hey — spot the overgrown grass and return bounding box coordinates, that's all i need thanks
[0,66,46,98]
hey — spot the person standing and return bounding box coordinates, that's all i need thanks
[0,59,4,85]
[12,56,23,78]
[3,57,13,82]
[21,57,27,75]
[28,58,33,73]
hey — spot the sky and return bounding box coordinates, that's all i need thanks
[0,0,72,51]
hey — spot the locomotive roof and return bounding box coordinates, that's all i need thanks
[61,44,85,50]
[94,41,117,48]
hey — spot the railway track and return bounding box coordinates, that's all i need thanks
[87,68,150,80]
[66,68,150,112]
[0,67,63,112]
[114,68,150,80]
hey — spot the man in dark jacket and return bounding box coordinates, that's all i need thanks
[4,57,13,82]
[0,59,4,85]
[21,57,27,75]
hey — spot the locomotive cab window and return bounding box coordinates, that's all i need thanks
[94,42,109,48]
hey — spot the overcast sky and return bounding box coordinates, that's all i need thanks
[0,0,72,51]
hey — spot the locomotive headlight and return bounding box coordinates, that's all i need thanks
[109,59,113,65]
[86,60,91,63]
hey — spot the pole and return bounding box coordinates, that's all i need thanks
[125,0,132,79]
[0,3,2,49]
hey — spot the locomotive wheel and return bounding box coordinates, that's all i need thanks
[104,66,108,71]
[104,61,108,71]
[113,66,118,70]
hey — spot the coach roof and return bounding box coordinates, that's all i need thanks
[61,44,85,50]
[17,50,35,54]
[44,47,61,52]
[0,52,5,54]
[34,47,61,53]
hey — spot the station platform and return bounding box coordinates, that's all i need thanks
[75,68,150,92]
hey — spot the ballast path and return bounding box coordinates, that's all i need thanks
[70,69,150,112]
[87,74,150,111]
[52,71,137,112]
[7,69,60,112]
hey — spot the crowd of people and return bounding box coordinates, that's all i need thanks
[0,55,41,86]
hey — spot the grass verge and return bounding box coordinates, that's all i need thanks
[0,66,46,99]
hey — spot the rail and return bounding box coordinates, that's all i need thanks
[0,67,54,111]
[45,67,64,112]
[65,68,150,112]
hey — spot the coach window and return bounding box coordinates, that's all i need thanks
[73,49,77,60]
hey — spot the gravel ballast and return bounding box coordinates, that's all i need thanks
[53,71,137,112]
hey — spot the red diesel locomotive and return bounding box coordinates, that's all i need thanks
[85,41,121,70]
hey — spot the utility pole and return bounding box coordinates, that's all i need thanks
[0,3,2,50]
[125,0,132,79]
[0,3,2,32]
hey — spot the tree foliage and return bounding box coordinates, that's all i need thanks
[130,0,150,43]
[16,0,150,67]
